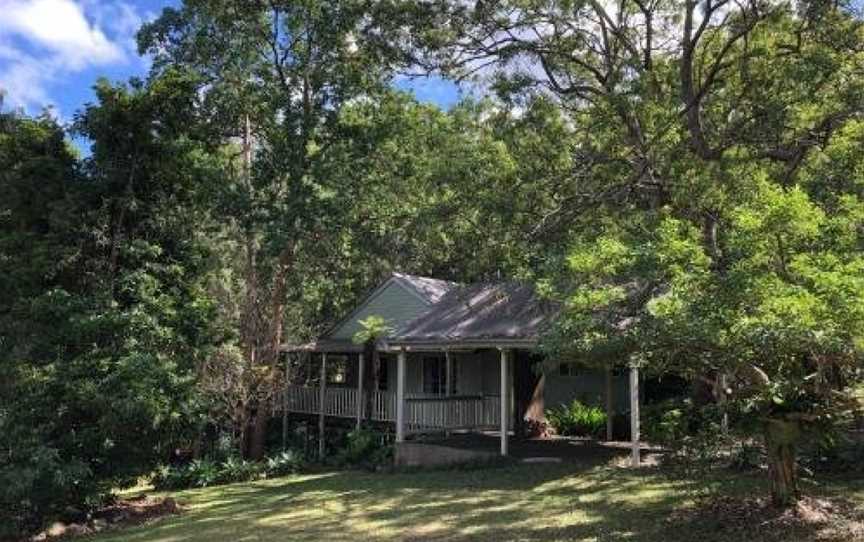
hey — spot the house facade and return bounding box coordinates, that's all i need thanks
[282,273,634,457]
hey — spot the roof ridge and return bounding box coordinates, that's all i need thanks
[391,272,460,305]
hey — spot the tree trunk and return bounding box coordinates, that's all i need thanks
[764,418,801,507]
[363,341,375,421]
[247,407,269,460]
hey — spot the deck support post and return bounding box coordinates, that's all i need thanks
[605,366,614,441]
[500,348,510,456]
[318,353,327,459]
[282,352,290,451]
[629,365,640,467]
[356,353,364,431]
[444,349,453,436]
[445,350,453,396]
[718,373,729,433]
[396,350,406,443]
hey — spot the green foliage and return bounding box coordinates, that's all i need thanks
[0,78,223,534]
[218,456,263,484]
[152,451,307,491]
[154,459,221,490]
[432,0,864,503]
[352,315,393,345]
[265,450,307,477]
[641,399,731,468]
[333,428,394,470]
[545,401,607,438]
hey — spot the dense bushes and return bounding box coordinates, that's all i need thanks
[545,400,607,437]
[152,450,306,490]
[641,397,763,474]
[332,428,394,470]
[1,90,220,537]
[152,428,394,492]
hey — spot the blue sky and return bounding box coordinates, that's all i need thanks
[0,0,460,123]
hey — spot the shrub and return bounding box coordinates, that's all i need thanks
[264,450,306,477]
[333,428,393,470]
[545,400,607,437]
[642,398,733,472]
[217,456,262,484]
[152,464,192,491]
[152,447,316,491]
[187,459,221,487]
[641,400,689,445]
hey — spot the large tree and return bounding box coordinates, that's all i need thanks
[0,74,224,534]
[405,0,864,505]
[138,0,430,458]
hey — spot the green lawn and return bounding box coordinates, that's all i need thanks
[91,462,864,542]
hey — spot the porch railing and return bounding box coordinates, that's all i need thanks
[406,395,500,432]
[283,385,358,418]
[369,390,396,422]
[282,386,501,431]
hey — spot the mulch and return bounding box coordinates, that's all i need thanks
[29,496,181,541]
[667,494,864,542]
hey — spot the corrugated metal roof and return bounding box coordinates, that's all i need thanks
[391,273,459,305]
[389,282,558,344]
[283,275,557,352]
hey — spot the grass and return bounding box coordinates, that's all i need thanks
[90,461,864,542]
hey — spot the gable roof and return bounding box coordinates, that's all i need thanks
[386,282,558,348]
[390,273,457,305]
[284,274,556,352]
[320,272,458,341]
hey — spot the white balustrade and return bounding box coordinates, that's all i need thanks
[282,386,500,432]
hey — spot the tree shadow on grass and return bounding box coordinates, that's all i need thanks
[90,462,862,542]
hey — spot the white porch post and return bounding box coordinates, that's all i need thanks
[318,353,328,459]
[605,366,614,441]
[629,365,640,467]
[396,350,406,442]
[500,348,510,456]
[356,353,364,431]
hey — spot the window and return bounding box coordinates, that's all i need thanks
[376,354,389,391]
[559,362,578,377]
[422,355,446,395]
[327,355,348,384]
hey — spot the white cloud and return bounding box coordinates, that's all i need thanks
[1,0,123,68]
[0,0,145,113]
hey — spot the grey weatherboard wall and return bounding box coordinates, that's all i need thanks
[327,279,431,341]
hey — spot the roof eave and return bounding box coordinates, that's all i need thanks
[381,337,539,351]
[281,340,366,353]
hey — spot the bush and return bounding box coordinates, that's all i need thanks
[265,450,306,477]
[333,428,393,470]
[642,398,733,471]
[217,456,262,484]
[545,400,607,437]
[152,464,188,491]
[152,450,310,491]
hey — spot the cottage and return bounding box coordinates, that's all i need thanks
[282,273,641,463]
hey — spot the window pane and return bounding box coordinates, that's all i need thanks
[423,356,444,395]
[377,355,388,390]
[328,355,348,384]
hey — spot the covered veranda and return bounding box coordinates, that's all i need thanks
[280,339,521,457]
[281,280,644,464]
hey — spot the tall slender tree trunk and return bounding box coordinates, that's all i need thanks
[764,418,801,507]
[246,246,294,460]
[363,341,375,421]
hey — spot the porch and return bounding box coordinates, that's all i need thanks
[282,385,501,432]
[280,278,643,464]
